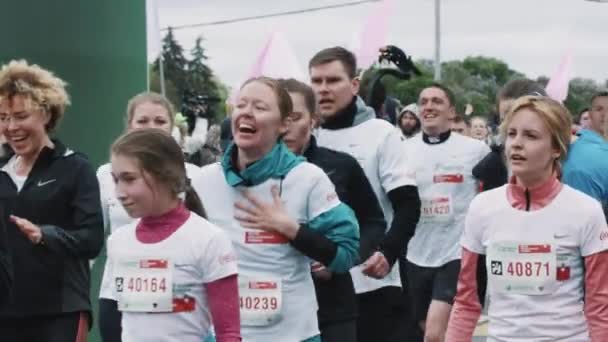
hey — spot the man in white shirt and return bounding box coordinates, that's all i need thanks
[309,46,421,342]
[404,84,489,342]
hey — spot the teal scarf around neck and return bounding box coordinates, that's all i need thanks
[221,141,304,187]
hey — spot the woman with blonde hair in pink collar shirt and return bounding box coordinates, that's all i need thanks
[447,96,608,341]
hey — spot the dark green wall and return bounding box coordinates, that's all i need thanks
[1,2,147,341]
[0,0,147,166]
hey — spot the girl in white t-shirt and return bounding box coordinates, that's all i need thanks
[447,96,608,341]
[104,128,240,342]
[97,92,201,341]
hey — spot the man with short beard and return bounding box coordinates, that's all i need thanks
[397,104,421,139]
[309,46,421,342]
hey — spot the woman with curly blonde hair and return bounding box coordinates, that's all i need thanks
[0,60,104,342]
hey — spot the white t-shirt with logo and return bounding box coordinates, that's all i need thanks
[195,161,341,342]
[461,185,608,341]
[97,162,202,299]
[405,133,489,267]
[105,213,237,342]
[316,118,417,293]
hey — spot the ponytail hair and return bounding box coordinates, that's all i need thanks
[111,128,207,218]
[183,179,206,218]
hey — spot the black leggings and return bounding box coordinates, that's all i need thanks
[99,298,122,342]
[320,319,357,342]
[0,312,87,342]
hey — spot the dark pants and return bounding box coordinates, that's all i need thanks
[321,319,357,342]
[99,298,122,342]
[400,255,425,342]
[356,286,419,342]
[0,312,88,342]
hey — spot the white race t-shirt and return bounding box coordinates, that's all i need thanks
[195,161,341,342]
[405,133,489,267]
[98,162,202,298]
[105,213,237,342]
[316,118,417,293]
[461,185,608,342]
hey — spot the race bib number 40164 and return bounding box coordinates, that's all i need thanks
[487,242,556,295]
[114,258,173,312]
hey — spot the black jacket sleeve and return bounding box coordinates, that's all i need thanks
[347,159,386,261]
[39,158,104,259]
[290,224,337,267]
[0,206,12,307]
[378,185,421,267]
[472,145,508,191]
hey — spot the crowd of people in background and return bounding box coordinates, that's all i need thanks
[0,43,607,342]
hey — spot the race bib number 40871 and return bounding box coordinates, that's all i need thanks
[487,242,556,295]
[114,258,173,312]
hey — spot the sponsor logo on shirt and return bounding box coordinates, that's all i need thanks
[518,244,551,254]
[600,231,608,241]
[219,253,237,265]
[433,174,464,183]
[173,295,196,312]
[37,179,56,187]
[249,281,278,290]
[139,259,169,269]
[556,264,571,281]
[245,231,288,244]
[326,192,338,202]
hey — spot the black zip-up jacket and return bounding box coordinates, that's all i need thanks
[0,140,104,317]
[301,136,386,324]
[472,143,508,191]
[0,205,11,308]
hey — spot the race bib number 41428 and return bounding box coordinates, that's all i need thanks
[420,195,452,223]
[114,258,173,312]
[487,242,556,295]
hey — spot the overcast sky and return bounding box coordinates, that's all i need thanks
[154,0,608,88]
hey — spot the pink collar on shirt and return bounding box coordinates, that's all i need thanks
[136,202,190,243]
[506,175,562,211]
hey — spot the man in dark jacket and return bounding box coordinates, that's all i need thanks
[280,78,386,342]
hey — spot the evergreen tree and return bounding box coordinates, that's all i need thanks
[154,27,188,96]
[187,36,217,96]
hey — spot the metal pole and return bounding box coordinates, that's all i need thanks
[158,50,166,96]
[434,0,441,81]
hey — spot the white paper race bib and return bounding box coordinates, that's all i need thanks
[114,258,173,312]
[487,242,556,295]
[238,275,282,326]
[420,195,452,223]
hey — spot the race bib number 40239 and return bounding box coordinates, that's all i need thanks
[114,258,173,312]
[238,275,283,326]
